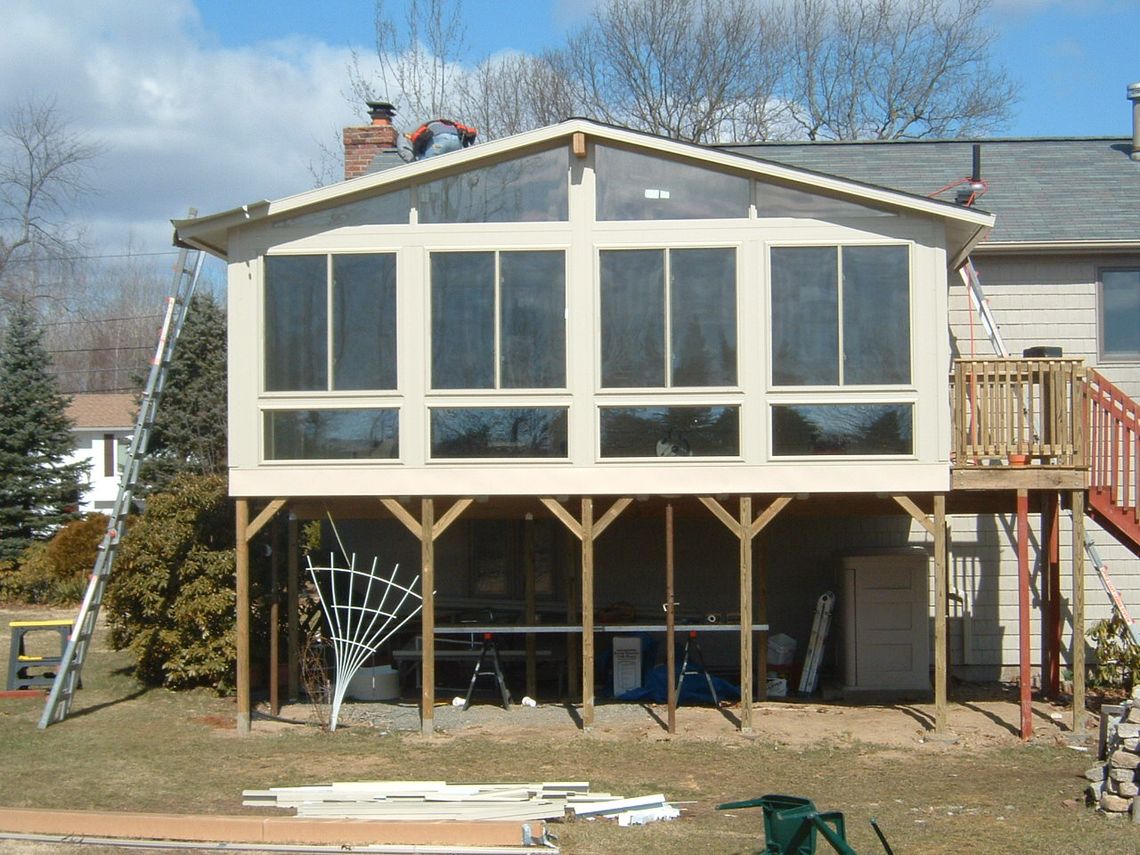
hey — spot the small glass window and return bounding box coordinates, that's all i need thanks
[271,189,411,229]
[1101,269,1140,360]
[600,406,740,458]
[771,403,912,456]
[265,409,399,460]
[265,253,397,393]
[418,148,568,223]
[600,247,737,388]
[757,182,893,220]
[431,251,566,390]
[771,245,910,387]
[596,144,751,220]
[430,407,569,458]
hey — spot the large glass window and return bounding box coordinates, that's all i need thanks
[271,188,411,230]
[265,253,397,392]
[419,148,568,223]
[600,247,737,388]
[771,403,912,456]
[600,405,740,458]
[1101,269,1140,360]
[596,145,751,220]
[771,245,910,386]
[431,251,566,390]
[264,408,399,460]
[430,407,568,458]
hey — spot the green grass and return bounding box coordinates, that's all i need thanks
[0,612,1136,854]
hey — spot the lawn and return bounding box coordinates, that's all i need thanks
[0,607,1136,855]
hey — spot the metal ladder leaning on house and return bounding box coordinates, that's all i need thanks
[962,257,1140,648]
[38,242,204,729]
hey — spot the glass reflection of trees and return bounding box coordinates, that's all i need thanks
[430,407,568,458]
[771,404,912,456]
[265,409,399,460]
[419,147,568,224]
[600,406,740,458]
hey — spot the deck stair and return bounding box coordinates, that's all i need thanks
[1087,369,1140,558]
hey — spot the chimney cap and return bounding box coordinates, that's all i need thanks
[1128,83,1140,101]
[367,101,396,122]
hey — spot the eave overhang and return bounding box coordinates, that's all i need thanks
[172,118,995,263]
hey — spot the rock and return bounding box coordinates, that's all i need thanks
[1130,686,1140,702]
[1119,781,1139,798]
[1087,781,1106,803]
[1124,737,1140,752]
[1110,767,1137,783]
[1117,723,1140,739]
[1101,793,1132,812]
[1127,707,1140,724]
[1111,750,1140,770]
[1085,765,1107,782]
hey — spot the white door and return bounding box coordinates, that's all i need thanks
[842,553,930,691]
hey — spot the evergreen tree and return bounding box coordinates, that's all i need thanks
[139,293,228,493]
[0,301,88,561]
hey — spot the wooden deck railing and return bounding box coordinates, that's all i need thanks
[952,358,1087,467]
[1087,369,1139,528]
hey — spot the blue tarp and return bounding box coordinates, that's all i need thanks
[616,663,741,705]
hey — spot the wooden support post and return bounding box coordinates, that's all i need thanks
[581,498,595,727]
[420,499,435,738]
[1042,492,1061,699]
[269,517,280,717]
[665,502,676,735]
[1072,490,1086,733]
[235,499,251,735]
[523,515,536,701]
[566,538,580,702]
[933,494,948,733]
[1016,488,1033,740]
[286,516,299,702]
[739,497,754,733]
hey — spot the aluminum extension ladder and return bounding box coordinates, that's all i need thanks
[798,591,835,695]
[39,242,203,728]
[1084,534,1140,648]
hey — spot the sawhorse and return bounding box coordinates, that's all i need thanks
[675,629,719,706]
[462,633,512,711]
[7,620,71,691]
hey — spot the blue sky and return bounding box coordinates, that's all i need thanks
[1,0,1136,259]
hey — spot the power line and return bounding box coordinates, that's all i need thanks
[42,313,163,328]
[2,250,181,264]
[48,345,152,355]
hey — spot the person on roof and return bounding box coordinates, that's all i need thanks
[397,119,478,162]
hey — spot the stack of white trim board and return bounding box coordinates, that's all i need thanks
[243,781,680,825]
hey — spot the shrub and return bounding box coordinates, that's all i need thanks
[0,513,108,604]
[106,473,254,692]
[1087,615,1140,693]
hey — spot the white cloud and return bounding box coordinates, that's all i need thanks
[1,1,363,256]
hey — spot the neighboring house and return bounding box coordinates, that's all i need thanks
[174,95,1139,737]
[66,393,134,514]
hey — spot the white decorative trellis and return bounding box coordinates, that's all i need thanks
[306,553,422,731]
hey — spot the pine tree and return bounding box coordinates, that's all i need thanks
[139,293,228,493]
[0,301,88,561]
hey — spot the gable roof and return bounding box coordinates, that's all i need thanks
[67,393,135,430]
[174,118,993,266]
[724,137,1140,250]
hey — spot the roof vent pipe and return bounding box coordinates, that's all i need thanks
[1129,82,1140,161]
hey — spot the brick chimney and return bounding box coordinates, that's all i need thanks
[343,101,398,180]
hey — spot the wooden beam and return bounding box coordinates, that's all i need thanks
[572,131,587,158]
[269,517,280,717]
[523,517,536,701]
[581,498,595,728]
[1072,490,1086,733]
[381,498,422,540]
[748,496,794,539]
[892,495,938,538]
[421,499,435,738]
[245,499,287,543]
[286,516,299,702]
[739,496,753,733]
[235,499,251,735]
[665,503,676,735]
[593,497,632,540]
[540,497,584,541]
[699,496,742,538]
[1016,488,1033,740]
[432,498,473,541]
[1044,492,1062,699]
[933,494,948,733]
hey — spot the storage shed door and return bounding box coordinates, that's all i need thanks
[842,554,930,691]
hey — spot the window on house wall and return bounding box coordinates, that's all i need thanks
[264,253,397,392]
[599,405,740,458]
[595,145,751,220]
[430,407,568,458]
[600,247,737,388]
[431,251,566,390]
[418,147,569,223]
[102,433,115,477]
[757,182,895,220]
[264,408,399,460]
[1100,268,1140,360]
[771,245,910,386]
[271,188,412,229]
[771,403,913,456]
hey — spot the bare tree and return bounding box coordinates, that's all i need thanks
[0,99,100,304]
[784,0,1017,140]
[457,51,580,140]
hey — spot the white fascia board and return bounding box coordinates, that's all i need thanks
[173,118,994,260]
[973,239,1140,255]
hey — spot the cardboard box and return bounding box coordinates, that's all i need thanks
[612,636,642,697]
[767,633,796,668]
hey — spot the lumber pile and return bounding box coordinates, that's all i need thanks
[243,781,679,826]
